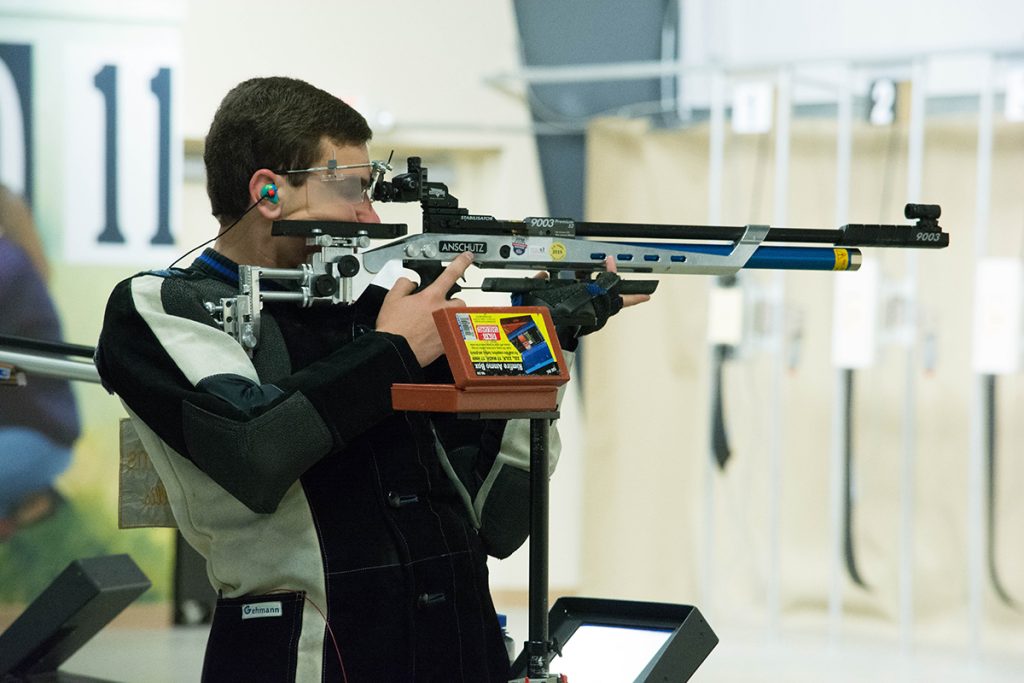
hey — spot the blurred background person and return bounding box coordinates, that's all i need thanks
[0,184,80,541]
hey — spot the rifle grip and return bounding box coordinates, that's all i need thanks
[405,260,462,299]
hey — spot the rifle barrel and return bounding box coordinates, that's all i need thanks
[579,221,945,248]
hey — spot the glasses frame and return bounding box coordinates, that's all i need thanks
[273,159,392,205]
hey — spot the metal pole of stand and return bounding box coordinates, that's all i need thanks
[527,416,551,679]
[899,58,927,650]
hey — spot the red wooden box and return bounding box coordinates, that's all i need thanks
[391,306,569,413]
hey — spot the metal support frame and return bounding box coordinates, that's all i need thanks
[700,68,726,622]
[0,349,99,384]
[642,50,990,653]
[526,415,556,679]
[968,53,996,656]
[829,63,855,643]
[700,64,792,637]
[766,66,792,635]
[488,45,1024,93]
[898,58,927,650]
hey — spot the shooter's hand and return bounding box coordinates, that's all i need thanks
[606,256,652,308]
[520,256,651,351]
[376,252,473,366]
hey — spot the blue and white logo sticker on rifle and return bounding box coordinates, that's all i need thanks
[241,601,283,619]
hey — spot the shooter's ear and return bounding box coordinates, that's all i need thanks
[249,169,283,220]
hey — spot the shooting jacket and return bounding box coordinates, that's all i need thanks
[95,248,561,682]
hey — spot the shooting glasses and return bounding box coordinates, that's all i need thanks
[275,158,392,207]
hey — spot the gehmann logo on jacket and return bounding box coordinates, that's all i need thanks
[241,601,283,619]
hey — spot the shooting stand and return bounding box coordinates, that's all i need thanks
[392,307,568,681]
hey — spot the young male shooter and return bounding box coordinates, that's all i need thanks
[96,76,646,681]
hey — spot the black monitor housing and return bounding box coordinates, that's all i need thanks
[510,596,718,682]
[0,554,150,682]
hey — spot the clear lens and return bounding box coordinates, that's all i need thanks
[303,171,367,214]
[319,172,367,204]
[282,159,384,211]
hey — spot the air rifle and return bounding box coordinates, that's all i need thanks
[205,156,949,354]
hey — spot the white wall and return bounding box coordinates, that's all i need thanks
[685,0,1024,67]
[178,0,550,239]
[678,0,1024,111]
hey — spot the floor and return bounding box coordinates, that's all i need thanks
[42,608,1024,682]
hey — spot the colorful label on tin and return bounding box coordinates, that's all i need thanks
[454,312,560,376]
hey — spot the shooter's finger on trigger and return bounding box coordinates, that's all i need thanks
[428,252,475,294]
